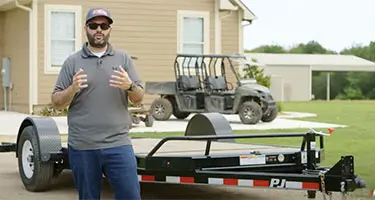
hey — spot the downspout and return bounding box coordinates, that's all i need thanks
[15,0,35,114]
[214,0,221,54]
[214,0,222,76]
[238,9,253,76]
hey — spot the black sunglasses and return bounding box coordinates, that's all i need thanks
[87,22,111,30]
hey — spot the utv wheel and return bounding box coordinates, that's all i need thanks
[17,126,55,192]
[150,98,173,120]
[169,97,190,120]
[173,110,190,120]
[238,101,263,125]
[261,107,278,122]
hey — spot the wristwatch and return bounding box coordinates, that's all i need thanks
[128,83,136,91]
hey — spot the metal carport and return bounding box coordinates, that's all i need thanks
[244,53,375,101]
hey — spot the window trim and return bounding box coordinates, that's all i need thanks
[44,4,82,75]
[177,10,210,55]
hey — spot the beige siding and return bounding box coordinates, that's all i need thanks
[37,0,218,107]
[221,11,239,54]
[2,8,29,113]
[220,10,239,86]
[0,12,4,110]
[264,65,311,101]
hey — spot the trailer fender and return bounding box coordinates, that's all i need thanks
[16,117,62,162]
[184,113,234,142]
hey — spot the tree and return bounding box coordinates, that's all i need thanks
[289,40,337,54]
[246,45,287,53]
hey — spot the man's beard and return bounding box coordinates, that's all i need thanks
[87,31,110,48]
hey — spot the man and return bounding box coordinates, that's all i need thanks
[51,7,143,200]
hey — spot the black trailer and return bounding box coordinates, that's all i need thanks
[0,113,366,199]
[129,106,154,127]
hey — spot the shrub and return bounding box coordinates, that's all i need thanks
[39,101,139,117]
[277,102,283,112]
[241,58,271,88]
[39,104,68,116]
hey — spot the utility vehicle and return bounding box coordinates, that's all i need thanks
[145,54,278,124]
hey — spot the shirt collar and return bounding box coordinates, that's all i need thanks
[81,42,115,58]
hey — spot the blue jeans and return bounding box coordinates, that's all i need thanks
[68,145,141,200]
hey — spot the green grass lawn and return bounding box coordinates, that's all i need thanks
[129,101,375,197]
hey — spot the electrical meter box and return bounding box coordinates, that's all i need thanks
[2,57,11,88]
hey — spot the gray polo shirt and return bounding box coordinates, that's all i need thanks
[53,43,142,150]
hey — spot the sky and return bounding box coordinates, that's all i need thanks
[241,0,375,52]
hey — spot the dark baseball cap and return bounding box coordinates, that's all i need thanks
[85,7,113,24]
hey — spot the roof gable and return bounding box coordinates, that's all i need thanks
[222,0,256,22]
[232,0,257,21]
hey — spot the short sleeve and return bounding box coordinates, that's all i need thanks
[52,59,74,94]
[122,52,143,88]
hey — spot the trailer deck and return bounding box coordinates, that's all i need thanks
[63,138,302,156]
[0,112,367,199]
[131,138,300,156]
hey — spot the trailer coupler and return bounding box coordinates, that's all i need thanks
[317,155,366,194]
[0,142,16,152]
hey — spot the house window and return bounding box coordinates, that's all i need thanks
[44,4,82,74]
[177,11,210,69]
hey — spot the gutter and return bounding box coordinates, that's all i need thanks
[15,0,37,115]
[230,0,257,22]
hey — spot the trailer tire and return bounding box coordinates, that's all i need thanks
[144,115,154,127]
[17,126,55,192]
[131,114,141,124]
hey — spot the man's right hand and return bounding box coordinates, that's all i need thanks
[72,68,88,93]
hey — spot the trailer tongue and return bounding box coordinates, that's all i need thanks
[0,113,366,199]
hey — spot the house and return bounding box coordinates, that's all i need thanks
[0,0,256,114]
[245,53,375,101]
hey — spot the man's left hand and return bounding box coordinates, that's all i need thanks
[109,66,132,90]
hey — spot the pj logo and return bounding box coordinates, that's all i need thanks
[269,178,286,188]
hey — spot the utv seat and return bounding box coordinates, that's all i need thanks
[176,75,205,110]
[204,76,235,111]
[204,76,234,95]
[177,75,202,92]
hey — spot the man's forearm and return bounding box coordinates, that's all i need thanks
[128,85,144,105]
[51,86,76,109]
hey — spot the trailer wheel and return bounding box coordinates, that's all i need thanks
[131,114,141,124]
[150,97,173,120]
[17,126,55,192]
[238,101,262,124]
[144,115,154,127]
